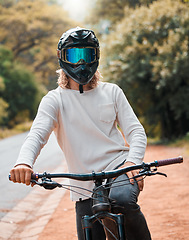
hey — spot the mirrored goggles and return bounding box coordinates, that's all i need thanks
[57,47,99,65]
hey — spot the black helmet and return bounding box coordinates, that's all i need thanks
[57,27,100,92]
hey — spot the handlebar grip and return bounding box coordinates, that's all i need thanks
[155,156,183,167]
[9,173,39,181]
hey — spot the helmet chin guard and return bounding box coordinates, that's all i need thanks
[58,60,99,85]
[57,27,100,92]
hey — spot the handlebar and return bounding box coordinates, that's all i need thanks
[26,156,183,182]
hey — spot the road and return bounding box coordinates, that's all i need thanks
[0,132,65,219]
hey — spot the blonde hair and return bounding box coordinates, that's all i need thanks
[56,69,101,90]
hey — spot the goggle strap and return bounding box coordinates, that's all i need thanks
[96,48,100,60]
[57,49,62,59]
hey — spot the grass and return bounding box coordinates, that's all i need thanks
[169,134,189,155]
[0,122,32,140]
[148,133,189,156]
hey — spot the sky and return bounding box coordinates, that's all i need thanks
[61,0,95,22]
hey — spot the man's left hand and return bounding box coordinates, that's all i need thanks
[119,162,144,191]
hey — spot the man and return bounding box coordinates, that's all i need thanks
[10,27,151,239]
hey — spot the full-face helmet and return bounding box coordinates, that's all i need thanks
[57,27,100,92]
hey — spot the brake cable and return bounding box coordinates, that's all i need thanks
[134,167,167,179]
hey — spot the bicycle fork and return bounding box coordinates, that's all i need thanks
[82,212,125,240]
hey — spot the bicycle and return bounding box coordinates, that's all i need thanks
[9,156,183,240]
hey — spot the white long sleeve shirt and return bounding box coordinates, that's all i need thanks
[15,81,147,201]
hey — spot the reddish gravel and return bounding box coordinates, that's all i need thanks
[38,145,189,240]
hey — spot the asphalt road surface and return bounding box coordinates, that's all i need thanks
[0,132,65,219]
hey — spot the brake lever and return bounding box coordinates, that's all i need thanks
[133,170,167,179]
[31,178,62,190]
[153,172,167,177]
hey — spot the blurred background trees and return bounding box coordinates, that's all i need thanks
[0,0,189,141]
[0,0,74,127]
[89,0,189,140]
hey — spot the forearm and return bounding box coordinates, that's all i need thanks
[15,93,59,167]
[116,88,147,165]
[125,126,147,165]
[15,130,50,167]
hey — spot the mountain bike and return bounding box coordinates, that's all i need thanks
[9,156,183,239]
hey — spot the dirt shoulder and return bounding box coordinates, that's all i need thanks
[38,145,189,240]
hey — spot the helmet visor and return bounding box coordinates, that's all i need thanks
[63,47,99,65]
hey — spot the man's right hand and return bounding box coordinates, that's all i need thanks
[10,164,34,186]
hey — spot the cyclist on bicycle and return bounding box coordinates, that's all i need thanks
[10,27,151,240]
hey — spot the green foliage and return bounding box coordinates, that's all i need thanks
[0,46,42,127]
[0,76,8,124]
[3,65,38,121]
[102,0,189,139]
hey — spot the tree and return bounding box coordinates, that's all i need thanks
[102,0,189,139]
[86,0,157,31]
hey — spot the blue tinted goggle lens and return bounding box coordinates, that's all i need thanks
[65,48,96,64]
